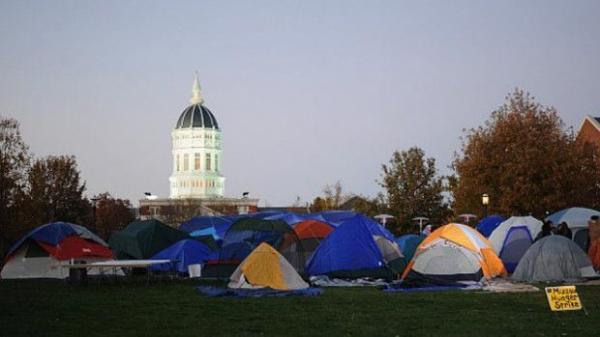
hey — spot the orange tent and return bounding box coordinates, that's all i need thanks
[293,220,334,263]
[402,223,506,282]
[293,220,334,240]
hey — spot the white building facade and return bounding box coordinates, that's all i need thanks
[169,75,225,198]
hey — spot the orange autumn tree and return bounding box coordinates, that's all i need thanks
[450,89,600,218]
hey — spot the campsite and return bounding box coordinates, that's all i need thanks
[2,209,600,336]
[3,2,600,336]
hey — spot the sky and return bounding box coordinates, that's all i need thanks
[1,0,599,207]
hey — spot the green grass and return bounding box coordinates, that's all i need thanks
[1,279,599,337]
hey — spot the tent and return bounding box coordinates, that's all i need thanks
[108,219,190,259]
[402,223,506,283]
[476,215,505,238]
[1,222,114,279]
[487,216,542,272]
[228,242,308,290]
[205,218,304,278]
[179,216,233,241]
[512,235,596,282]
[395,234,426,263]
[293,220,334,262]
[149,239,213,274]
[546,207,600,252]
[306,214,404,279]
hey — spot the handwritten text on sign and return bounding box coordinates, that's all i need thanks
[545,286,582,311]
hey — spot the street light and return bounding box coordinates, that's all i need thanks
[482,193,489,218]
[144,192,157,200]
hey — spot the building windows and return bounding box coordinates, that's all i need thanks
[214,154,219,172]
[194,153,201,170]
[205,153,211,171]
[176,154,180,171]
[183,153,189,171]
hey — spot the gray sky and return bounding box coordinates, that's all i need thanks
[1,0,599,206]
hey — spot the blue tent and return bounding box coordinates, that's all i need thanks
[179,216,233,240]
[6,222,106,256]
[207,241,254,262]
[306,214,403,279]
[395,234,425,263]
[476,215,505,238]
[150,239,213,274]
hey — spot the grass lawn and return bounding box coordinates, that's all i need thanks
[1,279,599,337]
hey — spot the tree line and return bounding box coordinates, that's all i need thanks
[0,118,133,254]
[311,89,600,234]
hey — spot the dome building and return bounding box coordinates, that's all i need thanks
[138,74,258,224]
[169,75,225,198]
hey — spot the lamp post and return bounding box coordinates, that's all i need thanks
[91,197,100,233]
[482,193,489,218]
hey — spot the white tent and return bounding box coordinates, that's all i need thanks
[1,241,116,279]
[487,216,542,272]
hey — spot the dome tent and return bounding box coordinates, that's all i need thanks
[1,222,114,279]
[402,223,506,283]
[306,214,404,279]
[204,218,304,279]
[488,216,543,272]
[229,243,308,290]
[546,207,600,252]
[149,239,214,275]
[292,220,334,263]
[512,235,596,282]
[109,219,190,259]
[476,215,505,238]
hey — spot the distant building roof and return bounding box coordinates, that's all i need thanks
[577,115,600,148]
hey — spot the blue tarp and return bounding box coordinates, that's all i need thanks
[150,239,213,273]
[395,234,425,262]
[264,212,304,226]
[302,213,335,226]
[196,286,323,297]
[476,215,505,238]
[306,214,387,276]
[6,222,79,256]
[318,211,357,223]
[190,227,219,241]
[179,216,233,240]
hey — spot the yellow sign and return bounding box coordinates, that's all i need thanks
[545,286,582,311]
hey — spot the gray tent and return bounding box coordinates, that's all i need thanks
[512,235,595,282]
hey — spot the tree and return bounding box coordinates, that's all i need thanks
[310,181,349,211]
[451,88,600,218]
[20,155,91,231]
[0,117,31,249]
[379,147,449,233]
[348,194,386,218]
[93,192,134,239]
